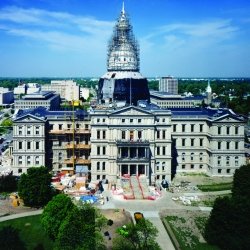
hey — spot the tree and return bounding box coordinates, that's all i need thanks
[0,174,18,192]
[18,166,53,207]
[205,164,250,250]
[55,204,106,250]
[0,226,26,250]
[41,194,75,240]
[1,118,13,127]
[114,218,160,250]
[232,164,250,200]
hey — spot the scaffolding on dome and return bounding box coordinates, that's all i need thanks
[107,7,140,72]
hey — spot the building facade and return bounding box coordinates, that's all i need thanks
[159,76,178,94]
[0,87,14,105]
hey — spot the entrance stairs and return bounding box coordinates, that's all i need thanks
[130,175,143,199]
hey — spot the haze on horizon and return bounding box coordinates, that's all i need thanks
[0,0,249,78]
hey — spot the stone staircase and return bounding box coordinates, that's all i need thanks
[130,175,143,199]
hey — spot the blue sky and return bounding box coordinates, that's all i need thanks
[0,0,249,77]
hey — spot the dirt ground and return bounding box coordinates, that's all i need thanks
[100,209,132,249]
[0,198,38,216]
[172,173,233,186]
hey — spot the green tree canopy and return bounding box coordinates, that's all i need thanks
[41,194,75,240]
[114,218,160,250]
[55,204,106,250]
[1,118,13,127]
[18,166,53,207]
[205,164,250,250]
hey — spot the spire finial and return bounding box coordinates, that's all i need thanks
[122,1,125,14]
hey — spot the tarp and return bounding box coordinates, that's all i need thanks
[80,195,98,203]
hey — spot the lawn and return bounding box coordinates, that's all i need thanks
[165,215,219,250]
[0,215,54,250]
[197,182,232,192]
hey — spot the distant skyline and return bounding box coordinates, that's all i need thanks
[0,0,249,77]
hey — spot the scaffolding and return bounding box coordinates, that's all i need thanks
[107,6,140,72]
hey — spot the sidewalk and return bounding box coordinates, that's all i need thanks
[0,210,43,222]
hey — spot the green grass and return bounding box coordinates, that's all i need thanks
[0,215,54,250]
[166,216,219,250]
[197,182,232,192]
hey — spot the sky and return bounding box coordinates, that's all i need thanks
[0,0,250,77]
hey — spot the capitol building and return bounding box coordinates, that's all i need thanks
[12,4,246,185]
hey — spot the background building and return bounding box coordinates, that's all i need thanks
[0,87,14,105]
[159,76,178,94]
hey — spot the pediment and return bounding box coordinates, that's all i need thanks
[14,114,45,123]
[214,114,245,123]
[110,106,152,117]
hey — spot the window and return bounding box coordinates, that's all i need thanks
[18,126,22,135]
[182,164,185,169]
[27,126,31,135]
[182,139,186,146]
[102,162,105,171]
[97,175,100,180]
[103,147,106,155]
[130,119,133,123]
[227,127,230,135]
[191,124,194,132]
[97,118,100,123]
[162,165,165,171]
[122,131,126,139]
[97,130,100,139]
[35,126,39,135]
[103,175,106,180]
[162,130,166,139]
[200,139,203,147]
[19,141,22,150]
[27,156,31,165]
[103,131,106,139]
[191,164,194,169]
[182,124,186,132]
[157,131,160,139]
[85,124,89,129]
[235,126,239,134]
[199,165,203,169]
[162,147,166,155]
[200,124,203,132]
[36,141,39,150]
[97,162,100,171]
[122,119,125,123]
[97,146,100,155]
[199,153,203,161]
[18,168,22,173]
[218,141,221,150]
[217,156,221,165]
[59,124,62,130]
[173,124,177,132]
[156,162,160,171]
[138,131,142,139]
[76,123,80,129]
[218,126,221,134]
[130,131,134,141]
[226,141,230,150]
[27,141,31,150]
[182,153,185,161]
[218,169,222,174]
[138,119,141,123]
[103,119,106,122]
[18,156,22,164]
[35,156,40,165]
[227,169,231,174]
[235,141,238,150]
[191,138,194,147]
[67,124,71,129]
[191,153,194,161]
[226,156,230,165]
[157,147,160,155]
[235,156,239,166]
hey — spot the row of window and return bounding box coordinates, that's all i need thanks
[18,156,40,165]
[97,146,106,155]
[18,126,40,135]
[217,156,239,166]
[96,162,106,171]
[156,146,168,155]
[180,138,204,147]
[181,164,204,169]
[18,141,41,150]
[173,124,204,133]
[218,141,239,150]
[181,152,204,161]
[54,124,89,130]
